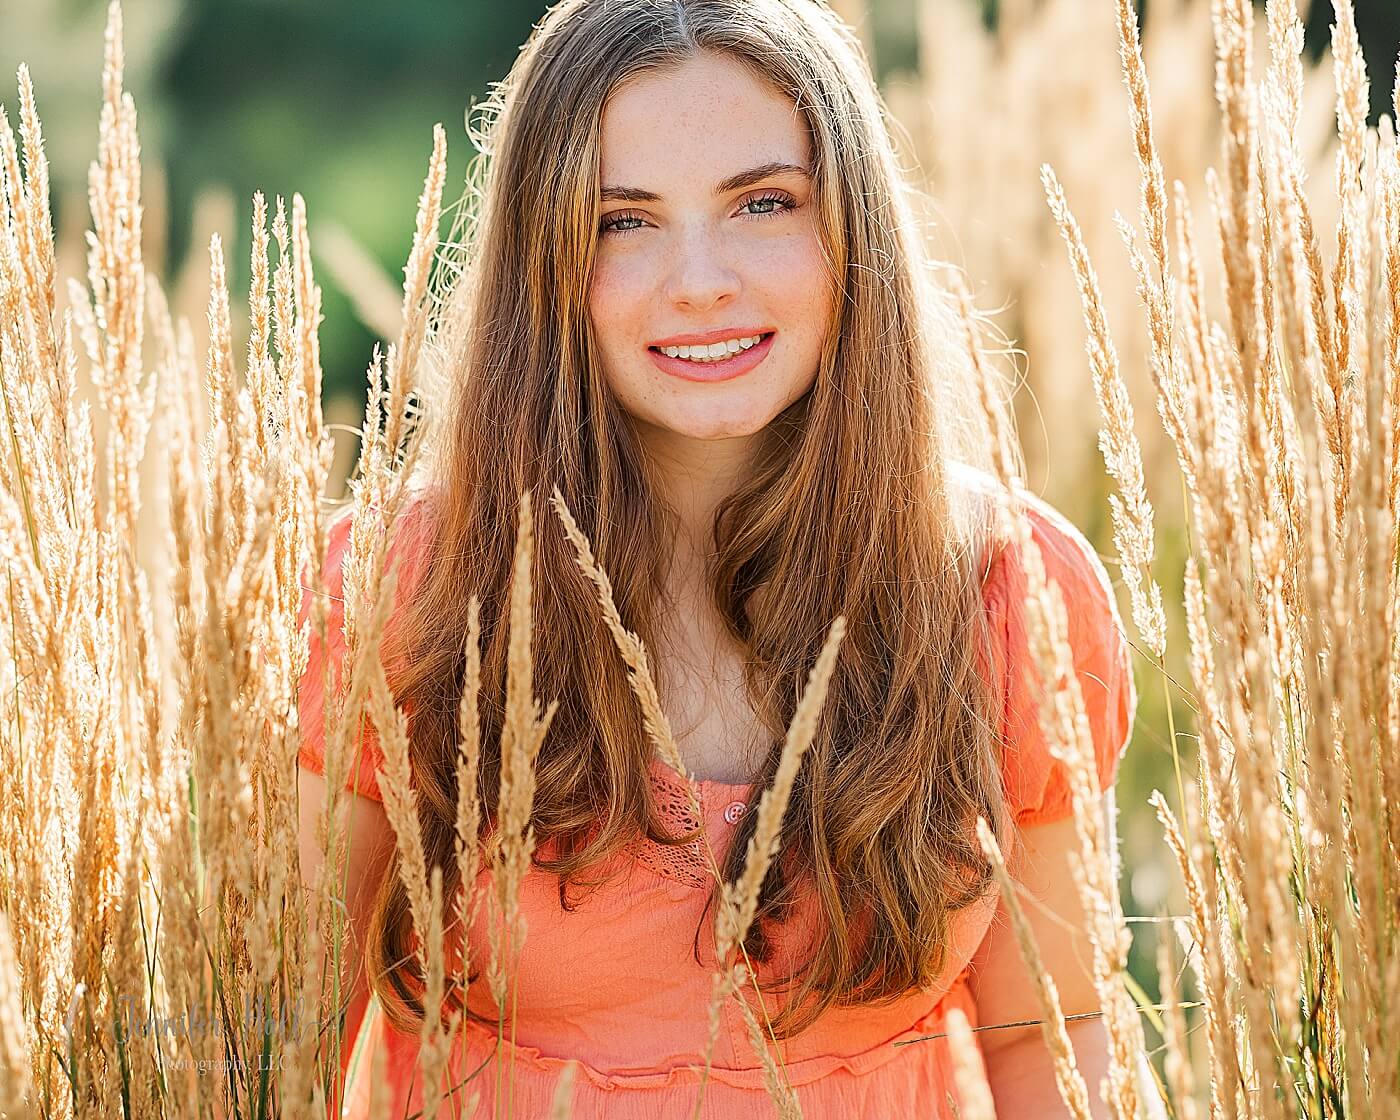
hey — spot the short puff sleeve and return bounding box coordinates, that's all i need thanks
[296,499,432,803]
[981,488,1137,828]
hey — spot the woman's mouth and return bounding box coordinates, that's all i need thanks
[647,332,776,383]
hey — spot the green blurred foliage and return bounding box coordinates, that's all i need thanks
[156,0,551,400]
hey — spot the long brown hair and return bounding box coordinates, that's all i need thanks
[367,0,1023,1040]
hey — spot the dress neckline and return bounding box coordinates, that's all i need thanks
[647,754,757,797]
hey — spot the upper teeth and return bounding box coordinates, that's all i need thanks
[659,334,766,361]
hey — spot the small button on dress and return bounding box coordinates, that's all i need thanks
[723,800,747,825]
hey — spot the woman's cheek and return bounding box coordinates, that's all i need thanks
[592,251,656,319]
[587,262,630,348]
[793,238,837,330]
[758,230,823,294]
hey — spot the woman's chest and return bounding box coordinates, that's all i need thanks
[655,629,771,785]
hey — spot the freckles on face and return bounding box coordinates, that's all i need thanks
[587,51,835,444]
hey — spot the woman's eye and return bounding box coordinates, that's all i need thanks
[739,191,798,219]
[600,211,646,234]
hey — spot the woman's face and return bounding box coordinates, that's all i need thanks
[589,51,835,446]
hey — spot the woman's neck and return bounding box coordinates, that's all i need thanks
[636,423,757,553]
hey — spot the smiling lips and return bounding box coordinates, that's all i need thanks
[647,331,776,383]
[655,332,767,362]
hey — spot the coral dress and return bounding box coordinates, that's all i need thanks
[296,468,1137,1119]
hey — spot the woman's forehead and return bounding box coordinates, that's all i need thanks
[598,56,808,186]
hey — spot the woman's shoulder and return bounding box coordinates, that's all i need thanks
[297,486,443,802]
[320,485,441,581]
[302,486,442,651]
[945,460,1113,609]
[947,464,1137,825]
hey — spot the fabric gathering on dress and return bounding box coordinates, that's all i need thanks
[295,465,1138,1119]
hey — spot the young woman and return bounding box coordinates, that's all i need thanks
[297,0,1142,1116]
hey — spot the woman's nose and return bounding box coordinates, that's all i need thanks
[664,230,741,311]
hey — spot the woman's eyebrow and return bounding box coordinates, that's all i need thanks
[600,161,811,203]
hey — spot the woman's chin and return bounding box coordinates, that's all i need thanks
[622,396,791,445]
[660,414,775,442]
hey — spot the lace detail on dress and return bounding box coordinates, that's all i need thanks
[628,766,719,889]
